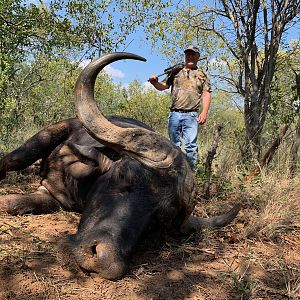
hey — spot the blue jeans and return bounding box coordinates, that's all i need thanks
[168,111,199,169]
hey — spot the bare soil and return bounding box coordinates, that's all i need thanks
[0,176,299,300]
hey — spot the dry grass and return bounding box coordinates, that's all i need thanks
[194,155,300,300]
[1,162,300,299]
[241,174,300,240]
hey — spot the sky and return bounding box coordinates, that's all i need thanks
[104,30,300,91]
[78,36,168,90]
[102,38,167,90]
[26,0,172,89]
[92,19,300,91]
[26,0,300,91]
[95,3,300,91]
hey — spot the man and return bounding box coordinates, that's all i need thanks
[149,45,211,170]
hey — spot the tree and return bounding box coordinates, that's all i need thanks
[0,0,171,149]
[269,49,300,130]
[198,1,300,159]
[0,0,81,140]
[117,80,170,133]
[50,0,171,57]
[145,0,300,160]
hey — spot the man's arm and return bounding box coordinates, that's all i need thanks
[198,91,211,125]
[149,75,170,91]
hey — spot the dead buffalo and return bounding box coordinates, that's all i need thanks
[0,52,240,280]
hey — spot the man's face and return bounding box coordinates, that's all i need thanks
[185,51,200,68]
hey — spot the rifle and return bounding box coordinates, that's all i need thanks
[156,57,208,78]
[156,62,185,78]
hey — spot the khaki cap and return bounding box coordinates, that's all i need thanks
[184,45,200,55]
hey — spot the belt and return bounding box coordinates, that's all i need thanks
[170,109,198,113]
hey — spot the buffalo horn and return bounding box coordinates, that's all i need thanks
[75,52,179,169]
[181,203,241,233]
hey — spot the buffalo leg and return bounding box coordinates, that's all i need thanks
[0,118,82,180]
[0,186,61,215]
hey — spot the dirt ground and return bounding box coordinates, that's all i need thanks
[0,176,299,300]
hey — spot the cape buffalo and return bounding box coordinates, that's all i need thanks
[0,53,240,280]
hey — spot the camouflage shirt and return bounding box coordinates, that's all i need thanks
[164,68,211,111]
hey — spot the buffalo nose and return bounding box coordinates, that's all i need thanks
[94,243,127,280]
[75,242,127,280]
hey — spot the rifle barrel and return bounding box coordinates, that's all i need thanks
[149,57,208,81]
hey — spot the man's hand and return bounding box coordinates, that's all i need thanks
[198,111,207,125]
[148,75,158,85]
[199,91,211,125]
[148,76,169,91]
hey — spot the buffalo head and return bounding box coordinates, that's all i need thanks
[71,53,240,279]
[0,52,240,280]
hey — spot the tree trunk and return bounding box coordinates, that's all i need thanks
[244,94,265,161]
[203,124,223,199]
[290,116,300,177]
[246,123,289,180]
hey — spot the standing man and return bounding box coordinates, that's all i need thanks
[149,45,211,170]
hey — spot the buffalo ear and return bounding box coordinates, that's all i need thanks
[66,142,114,175]
[67,142,100,162]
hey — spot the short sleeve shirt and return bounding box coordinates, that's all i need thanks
[164,68,211,111]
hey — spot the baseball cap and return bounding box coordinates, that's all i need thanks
[184,45,200,55]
